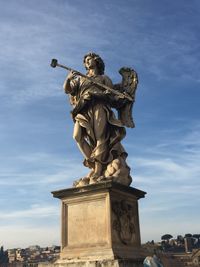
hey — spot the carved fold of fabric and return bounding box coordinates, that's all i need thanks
[103,107,126,149]
[69,78,79,96]
[75,102,127,166]
[75,113,96,144]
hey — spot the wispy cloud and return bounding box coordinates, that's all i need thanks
[0,152,86,186]
[1,0,199,106]
[129,121,200,236]
[138,127,199,175]
[0,205,59,220]
[0,1,114,105]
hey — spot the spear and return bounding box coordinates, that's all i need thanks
[50,58,133,101]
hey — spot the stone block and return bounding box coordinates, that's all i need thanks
[52,180,146,264]
[53,259,144,267]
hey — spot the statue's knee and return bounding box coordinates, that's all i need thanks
[95,127,106,140]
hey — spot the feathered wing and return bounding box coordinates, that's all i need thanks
[118,101,135,128]
[114,67,138,128]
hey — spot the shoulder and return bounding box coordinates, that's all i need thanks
[102,75,113,87]
[102,74,112,81]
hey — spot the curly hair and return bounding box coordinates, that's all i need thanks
[83,52,105,75]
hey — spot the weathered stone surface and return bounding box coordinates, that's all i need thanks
[52,181,146,262]
[54,259,144,267]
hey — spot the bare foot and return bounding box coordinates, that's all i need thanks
[73,177,89,187]
[86,169,95,178]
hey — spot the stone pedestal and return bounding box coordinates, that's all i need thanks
[52,181,146,267]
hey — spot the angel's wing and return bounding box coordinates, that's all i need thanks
[115,67,138,128]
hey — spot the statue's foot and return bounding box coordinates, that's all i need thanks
[73,177,89,187]
[73,180,79,187]
[89,174,107,184]
[96,175,107,182]
[89,175,99,184]
[86,169,95,178]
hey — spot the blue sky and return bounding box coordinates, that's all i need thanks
[0,0,200,248]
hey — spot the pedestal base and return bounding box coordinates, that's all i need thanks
[53,258,144,267]
[52,181,146,264]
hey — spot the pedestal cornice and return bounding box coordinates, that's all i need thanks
[51,180,146,200]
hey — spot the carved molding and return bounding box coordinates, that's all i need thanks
[112,200,136,245]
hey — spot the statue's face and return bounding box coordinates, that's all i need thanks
[85,56,97,69]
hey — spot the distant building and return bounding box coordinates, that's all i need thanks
[4,245,60,267]
[7,249,16,263]
[28,246,41,251]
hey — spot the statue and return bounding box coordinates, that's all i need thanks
[51,53,138,187]
[143,254,163,267]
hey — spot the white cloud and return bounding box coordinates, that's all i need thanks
[0,205,59,219]
[0,152,86,186]
[0,0,198,106]
[131,121,200,239]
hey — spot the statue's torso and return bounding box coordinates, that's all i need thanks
[73,75,112,98]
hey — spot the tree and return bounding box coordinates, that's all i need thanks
[177,235,184,243]
[193,234,200,246]
[184,233,192,238]
[161,234,173,242]
[0,246,3,257]
[0,246,8,265]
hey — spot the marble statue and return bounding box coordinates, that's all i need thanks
[51,53,138,187]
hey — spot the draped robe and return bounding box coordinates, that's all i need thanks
[68,74,128,169]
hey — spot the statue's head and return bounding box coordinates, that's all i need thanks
[83,52,105,75]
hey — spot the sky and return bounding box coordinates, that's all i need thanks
[0,0,200,249]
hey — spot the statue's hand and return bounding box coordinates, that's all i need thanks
[67,71,78,81]
[104,89,111,95]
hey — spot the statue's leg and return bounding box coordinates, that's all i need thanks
[73,121,91,159]
[92,106,108,177]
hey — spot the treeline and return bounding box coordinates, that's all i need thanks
[0,246,8,266]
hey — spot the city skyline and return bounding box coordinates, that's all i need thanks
[0,0,200,248]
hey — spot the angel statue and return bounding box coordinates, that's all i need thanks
[51,52,138,187]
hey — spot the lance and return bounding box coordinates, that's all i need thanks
[50,58,133,101]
